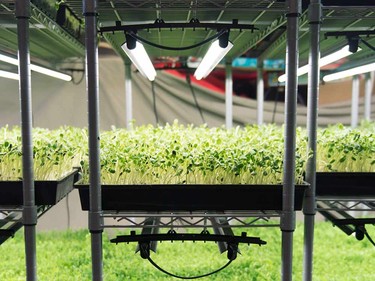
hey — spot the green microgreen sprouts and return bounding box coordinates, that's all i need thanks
[0,126,87,180]
[0,121,373,183]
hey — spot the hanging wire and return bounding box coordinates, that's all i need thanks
[128,29,226,51]
[185,72,205,124]
[151,80,159,124]
[147,256,233,280]
[363,226,375,247]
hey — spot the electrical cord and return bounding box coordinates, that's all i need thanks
[147,256,233,280]
[363,226,375,247]
[151,80,159,124]
[185,73,206,124]
[128,29,227,51]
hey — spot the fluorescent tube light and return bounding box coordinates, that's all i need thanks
[194,40,233,80]
[278,45,361,83]
[121,41,156,81]
[0,70,19,80]
[322,62,375,82]
[0,54,72,81]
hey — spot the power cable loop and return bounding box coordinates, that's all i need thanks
[127,29,226,51]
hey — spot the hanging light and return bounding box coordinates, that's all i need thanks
[0,54,72,81]
[194,30,233,80]
[121,33,156,81]
[277,45,361,83]
[0,70,19,80]
[322,62,375,82]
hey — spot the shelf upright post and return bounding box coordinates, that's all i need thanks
[125,62,133,129]
[281,0,301,280]
[225,60,233,129]
[351,75,360,128]
[83,0,103,280]
[257,63,264,125]
[16,1,37,280]
[364,72,373,121]
[303,1,321,281]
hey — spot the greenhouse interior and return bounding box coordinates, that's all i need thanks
[0,0,374,280]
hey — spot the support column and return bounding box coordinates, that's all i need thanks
[257,66,264,125]
[16,2,37,280]
[225,60,233,129]
[351,75,359,128]
[364,72,373,121]
[83,1,103,280]
[281,1,301,280]
[125,62,133,129]
[303,1,321,281]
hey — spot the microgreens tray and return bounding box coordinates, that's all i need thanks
[75,183,308,211]
[0,169,79,206]
[316,172,375,199]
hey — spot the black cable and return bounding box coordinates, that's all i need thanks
[71,71,85,85]
[128,29,227,51]
[361,39,375,51]
[185,73,206,124]
[364,226,375,247]
[151,80,159,124]
[147,256,233,280]
[272,88,279,124]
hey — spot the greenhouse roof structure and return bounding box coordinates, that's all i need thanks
[0,1,374,76]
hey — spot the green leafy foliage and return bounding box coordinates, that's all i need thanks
[0,126,87,180]
[316,121,375,172]
[0,121,373,183]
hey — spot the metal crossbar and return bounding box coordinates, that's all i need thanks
[102,211,281,229]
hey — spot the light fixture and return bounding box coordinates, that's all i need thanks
[322,62,375,82]
[0,70,19,80]
[277,45,361,83]
[121,33,156,81]
[0,54,72,81]
[194,30,233,80]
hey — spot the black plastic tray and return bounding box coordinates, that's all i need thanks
[0,169,79,206]
[316,172,375,199]
[75,183,308,211]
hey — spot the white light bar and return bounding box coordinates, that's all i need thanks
[0,70,19,80]
[322,62,375,82]
[194,40,233,80]
[0,54,72,81]
[121,41,156,81]
[278,45,361,83]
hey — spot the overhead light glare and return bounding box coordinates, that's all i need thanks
[0,70,19,80]
[322,62,375,82]
[0,54,72,81]
[121,38,156,81]
[277,45,361,83]
[194,40,233,80]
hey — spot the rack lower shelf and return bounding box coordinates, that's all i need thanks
[0,169,79,206]
[315,172,375,199]
[75,184,308,211]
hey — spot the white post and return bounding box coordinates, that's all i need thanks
[125,62,133,129]
[351,75,359,128]
[364,72,373,121]
[225,60,233,129]
[257,67,264,125]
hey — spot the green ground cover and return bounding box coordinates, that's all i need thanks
[0,222,374,280]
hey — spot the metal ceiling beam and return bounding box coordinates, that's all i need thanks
[29,3,85,55]
[235,14,287,59]
[258,12,309,61]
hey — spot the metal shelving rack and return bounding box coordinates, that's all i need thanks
[0,205,52,245]
[10,0,373,281]
[81,0,301,281]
